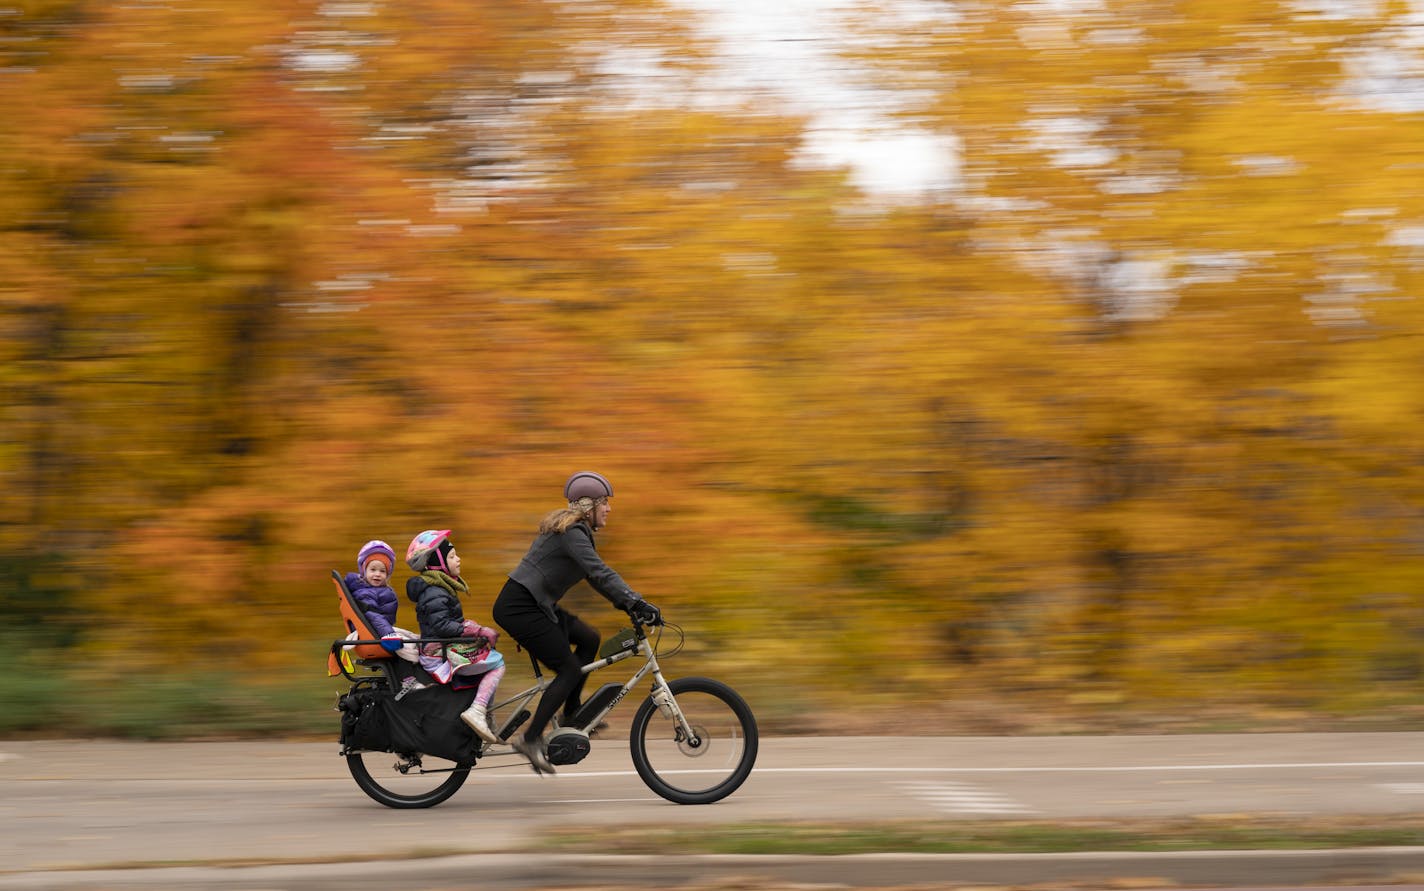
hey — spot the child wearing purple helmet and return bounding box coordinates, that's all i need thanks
[345,540,403,652]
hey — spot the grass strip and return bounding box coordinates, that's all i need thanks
[545,815,1424,856]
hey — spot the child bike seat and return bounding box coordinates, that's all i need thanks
[327,570,395,676]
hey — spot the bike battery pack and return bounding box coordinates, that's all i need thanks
[568,682,623,728]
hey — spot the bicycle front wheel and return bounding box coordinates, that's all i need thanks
[629,676,758,804]
[346,750,471,809]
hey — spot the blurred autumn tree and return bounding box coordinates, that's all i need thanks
[2,0,1422,735]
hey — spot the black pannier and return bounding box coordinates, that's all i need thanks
[339,676,479,765]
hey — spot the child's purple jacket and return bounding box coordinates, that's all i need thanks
[344,572,399,637]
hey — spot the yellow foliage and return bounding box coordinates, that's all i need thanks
[4,0,1424,725]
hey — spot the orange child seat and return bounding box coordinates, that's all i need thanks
[326,570,396,676]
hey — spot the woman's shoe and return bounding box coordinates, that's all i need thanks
[510,735,556,775]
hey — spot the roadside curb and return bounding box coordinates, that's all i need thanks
[4,848,1424,891]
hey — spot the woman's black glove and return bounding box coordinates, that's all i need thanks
[626,598,662,626]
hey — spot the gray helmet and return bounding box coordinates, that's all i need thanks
[564,471,613,502]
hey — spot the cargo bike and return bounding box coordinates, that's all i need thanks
[328,571,758,808]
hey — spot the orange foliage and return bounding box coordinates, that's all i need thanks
[5,0,1424,726]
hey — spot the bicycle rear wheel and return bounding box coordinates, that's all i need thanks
[629,676,758,804]
[346,750,471,809]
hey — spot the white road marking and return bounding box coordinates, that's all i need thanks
[5,760,1417,783]
[551,761,1424,779]
[745,761,1424,774]
[1379,783,1424,794]
[541,797,659,803]
[896,780,1037,816]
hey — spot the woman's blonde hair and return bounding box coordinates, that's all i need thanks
[538,496,604,534]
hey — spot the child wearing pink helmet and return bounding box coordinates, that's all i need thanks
[405,529,505,744]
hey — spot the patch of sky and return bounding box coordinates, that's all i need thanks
[594,0,964,201]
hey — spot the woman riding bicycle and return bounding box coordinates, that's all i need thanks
[493,471,661,774]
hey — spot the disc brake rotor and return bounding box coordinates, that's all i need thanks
[677,724,711,757]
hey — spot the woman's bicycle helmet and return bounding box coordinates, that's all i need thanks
[406,529,452,572]
[564,471,613,501]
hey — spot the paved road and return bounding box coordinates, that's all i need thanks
[2,733,1423,888]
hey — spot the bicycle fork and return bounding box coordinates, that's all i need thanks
[642,654,700,746]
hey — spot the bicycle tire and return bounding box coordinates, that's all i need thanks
[345,750,472,809]
[629,676,758,805]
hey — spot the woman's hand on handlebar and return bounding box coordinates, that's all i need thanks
[626,599,662,626]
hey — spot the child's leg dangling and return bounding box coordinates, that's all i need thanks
[460,661,505,745]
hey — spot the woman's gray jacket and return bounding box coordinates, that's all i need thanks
[508,522,641,621]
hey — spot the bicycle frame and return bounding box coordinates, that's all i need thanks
[488,623,696,746]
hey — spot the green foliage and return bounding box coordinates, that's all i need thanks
[0,664,336,739]
[0,651,72,734]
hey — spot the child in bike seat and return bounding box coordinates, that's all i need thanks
[345,539,425,698]
[346,540,404,646]
[405,529,505,745]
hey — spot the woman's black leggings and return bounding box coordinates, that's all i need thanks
[492,579,600,744]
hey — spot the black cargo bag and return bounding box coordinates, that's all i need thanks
[340,677,479,765]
